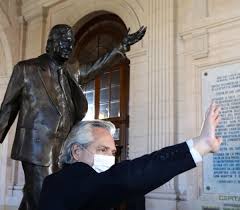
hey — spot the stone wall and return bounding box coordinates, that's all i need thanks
[176,0,240,209]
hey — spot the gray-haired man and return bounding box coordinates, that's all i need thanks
[39,103,221,210]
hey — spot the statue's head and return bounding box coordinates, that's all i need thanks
[46,24,74,62]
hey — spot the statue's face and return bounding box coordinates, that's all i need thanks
[52,28,74,61]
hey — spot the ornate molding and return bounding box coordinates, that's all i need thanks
[195,56,240,69]
[180,14,240,39]
[192,29,208,60]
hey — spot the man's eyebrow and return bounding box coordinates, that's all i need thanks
[97,145,116,152]
[97,145,109,149]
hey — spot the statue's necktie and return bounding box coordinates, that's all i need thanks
[57,67,67,98]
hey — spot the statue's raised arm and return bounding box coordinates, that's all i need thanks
[119,26,147,53]
[78,26,147,84]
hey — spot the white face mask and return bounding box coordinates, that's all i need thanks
[92,154,115,173]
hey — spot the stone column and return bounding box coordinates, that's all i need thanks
[146,0,177,209]
[24,7,48,58]
[0,77,10,206]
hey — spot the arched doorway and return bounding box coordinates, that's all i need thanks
[71,12,145,210]
[72,13,129,162]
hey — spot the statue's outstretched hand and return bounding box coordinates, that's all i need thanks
[119,26,147,53]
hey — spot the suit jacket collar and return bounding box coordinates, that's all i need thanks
[37,54,88,121]
[62,162,97,178]
[38,54,51,71]
[37,54,62,116]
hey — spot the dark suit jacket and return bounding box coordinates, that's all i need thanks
[0,48,122,166]
[39,142,196,210]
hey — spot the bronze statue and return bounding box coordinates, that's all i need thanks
[0,24,146,210]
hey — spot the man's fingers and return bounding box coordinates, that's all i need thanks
[213,103,221,113]
[215,115,221,126]
[213,106,221,120]
[206,102,221,120]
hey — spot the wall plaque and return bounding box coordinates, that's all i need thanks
[202,62,240,194]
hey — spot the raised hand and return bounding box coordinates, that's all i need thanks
[193,102,222,156]
[119,26,147,52]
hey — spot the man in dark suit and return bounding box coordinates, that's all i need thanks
[39,103,222,210]
[0,24,146,210]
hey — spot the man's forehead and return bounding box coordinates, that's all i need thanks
[90,128,116,150]
[92,127,111,135]
[92,127,114,142]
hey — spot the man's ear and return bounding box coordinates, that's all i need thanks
[71,144,82,161]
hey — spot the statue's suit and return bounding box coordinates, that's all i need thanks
[0,48,123,210]
[0,48,122,165]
